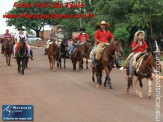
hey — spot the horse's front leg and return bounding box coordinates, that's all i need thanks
[92,67,95,82]
[134,76,139,96]
[9,54,11,66]
[96,66,102,88]
[86,57,88,69]
[104,66,113,89]
[138,79,143,98]
[148,77,152,99]
[22,59,25,75]
[64,52,66,69]
[6,54,8,65]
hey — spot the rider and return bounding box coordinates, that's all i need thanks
[1,29,13,54]
[77,28,89,45]
[44,28,57,55]
[69,35,78,57]
[13,27,31,59]
[26,35,34,60]
[91,21,121,68]
[56,29,64,46]
[128,30,148,78]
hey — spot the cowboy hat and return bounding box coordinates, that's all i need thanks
[58,29,62,32]
[97,21,110,28]
[79,28,85,31]
[134,31,145,40]
[18,27,24,31]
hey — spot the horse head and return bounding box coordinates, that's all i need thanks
[19,36,25,49]
[112,38,123,56]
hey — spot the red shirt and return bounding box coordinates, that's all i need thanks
[78,33,89,43]
[131,40,148,53]
[94,29,113,44]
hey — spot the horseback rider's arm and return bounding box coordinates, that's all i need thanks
[132,44,140,51]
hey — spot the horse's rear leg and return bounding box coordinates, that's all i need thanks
[6,55,9,65]
[73,60,77,70]
[8,55,11,66]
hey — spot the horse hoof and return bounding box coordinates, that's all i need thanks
[126,90,129,94]
[138,92,143,98]
[96,84,100,88]
[53,69,57,72]
[148,95,152,99]
[135,90,139,96]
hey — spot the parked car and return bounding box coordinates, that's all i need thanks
[27,35,42,42]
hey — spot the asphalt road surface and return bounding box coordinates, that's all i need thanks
[0,47,162,122]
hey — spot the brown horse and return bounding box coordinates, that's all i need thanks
[125,53,160,99]
[47,39,60,71]
[92,40,123,89]
[4,39,13,66]
[71,42,91,71]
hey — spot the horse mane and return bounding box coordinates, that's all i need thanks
[143,54,149,60]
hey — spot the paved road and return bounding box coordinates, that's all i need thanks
[0,48,162,122]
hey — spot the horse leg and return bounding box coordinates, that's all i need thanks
[104,67,113,89]
[64,53,66,69]
[104,76,107,87]
[73,59,77,70]
[92,67,95,82]
[148,78,152,99]
[22,59,25,75]
[134,76,139,96]
[96,66,102,88]
[6,54,8,65]
[86,57,88,69]
[138,79,143,98]
[8,54,11,66]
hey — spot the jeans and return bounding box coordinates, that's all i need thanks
[129,53,136,74]
[30,49,33,57]
[92,46,97,65]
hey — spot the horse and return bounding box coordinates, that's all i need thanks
[58,39,68,68]
[3,39,13,66]
[92,40,123,89]
[16,37,28,75]
[47,38,60,71]
[71,42,91,71]
[125,52,161,99]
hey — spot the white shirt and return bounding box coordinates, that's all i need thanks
[14,32,27,42]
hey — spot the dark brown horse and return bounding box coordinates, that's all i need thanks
[47,39,60,71]
[92,40,123,89]
[71,42,91,71]
[4,39,13,66]
[125,53,161,99]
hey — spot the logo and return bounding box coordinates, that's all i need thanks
[2,105,33,121]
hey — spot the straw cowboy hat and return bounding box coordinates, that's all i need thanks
[58,29,62,32]
[97,21,110,28]
[134,31,145,40]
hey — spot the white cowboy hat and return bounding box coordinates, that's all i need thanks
[58,29,63,32]
[97,21,110,28]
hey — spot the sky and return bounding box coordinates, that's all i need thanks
[0,0,51,35]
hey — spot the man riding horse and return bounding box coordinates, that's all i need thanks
[13,27,32,59]
[90,21,121,68]
[1,29,13,54]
